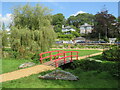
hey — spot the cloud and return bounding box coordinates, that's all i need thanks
[71,11,86,16]
[0,13,13,29]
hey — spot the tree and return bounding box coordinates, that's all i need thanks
[116,16,120,40]
[52,13,65,33]
[93,10,117,39]
[67,13,94,28]
[2,23,8,49]
[10,4,56,58]
[52,13,65,25]
[71,31,80,37]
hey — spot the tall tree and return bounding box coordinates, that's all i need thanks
[67,13,94,28]
[2,22,8,48]
[52,13,65,25]
[52,13,65,33]
[10,4,56,58]
[93,10,117,39]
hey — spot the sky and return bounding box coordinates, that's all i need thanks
[0,2,119,30]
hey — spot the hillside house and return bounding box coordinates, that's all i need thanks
[62,25,76,34]
[79,23,93,34]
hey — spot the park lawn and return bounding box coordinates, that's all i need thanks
[2,49,102,74]
[2,58,32,74]
[50,49,102,56]
[2,53,119,88]
[2,67,118,88]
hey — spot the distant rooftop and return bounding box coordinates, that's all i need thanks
[80,23,93,27]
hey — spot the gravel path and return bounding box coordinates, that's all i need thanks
[0,52,102,83]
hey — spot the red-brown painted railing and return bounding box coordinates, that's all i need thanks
[39,50,79,67]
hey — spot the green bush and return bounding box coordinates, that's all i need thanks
[58,45,64,48]
[63,59,120,79]
[102,47,120,61]
[70,45,76,48]
[63,44,68,48]
[78,59,101,71]
[31,51,41,64]
[66,59,101,71]
[99,62,120,79]
[8,51,20,58]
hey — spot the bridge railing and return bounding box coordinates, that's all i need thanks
[53,51,79,67]
[39,50,65,63]
[39,50,79,67]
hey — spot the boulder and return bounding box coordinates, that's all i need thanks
[38,70,79,81]
[18,62,35,69]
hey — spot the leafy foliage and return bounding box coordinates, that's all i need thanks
[52,13,65,33]
[61,59,120,79]
[52,13,65,26]
[67,13,94,28]
[93,10,117,39]
[9,4,56,59]
[102,46,120,61]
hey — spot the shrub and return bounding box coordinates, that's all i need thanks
[99,62,120,79]
[63,44,68,48]
[102,47,120,61]
[58,45,64,48]
[31,51,41,64]
[8,51,20,58]
[78,59,101,71]
[64,59,101,71]
[62,59,120,79]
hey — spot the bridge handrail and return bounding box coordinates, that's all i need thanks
[39,50,64,56]
[40,52,64,60]
[39,50,79,65]
[40,51,79,60]
[53,55,78,62]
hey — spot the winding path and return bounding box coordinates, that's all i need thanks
[0,52,102,83]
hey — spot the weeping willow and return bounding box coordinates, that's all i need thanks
[10,4,56,58]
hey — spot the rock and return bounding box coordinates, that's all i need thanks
[18,62,35,69]
[38,70,79,81]
[89,58,102,62]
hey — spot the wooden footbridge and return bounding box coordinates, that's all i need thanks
[0,50,102,82]
[40,50,79,67]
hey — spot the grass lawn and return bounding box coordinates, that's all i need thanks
[50,49,102,56]
[2,49,102,74]
[2,58,32,74]
[2,51,119,88]
[2,66,118,88]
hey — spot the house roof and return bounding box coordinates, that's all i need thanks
[74,37,85,40]
[80,23,93,27]
[64,26,71,29]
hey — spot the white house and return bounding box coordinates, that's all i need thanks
[109,38,116,44]
[79,23,93,34]
[62,25,76,33]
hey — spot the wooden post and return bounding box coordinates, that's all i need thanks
[58,51,59,58]
[50,52,52,61]
[70,52,73,62]
[55,61,58,67]
[40,54,43,63]
[64,53,66,64]
[77,52,78,60]
[54,56,56,60]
